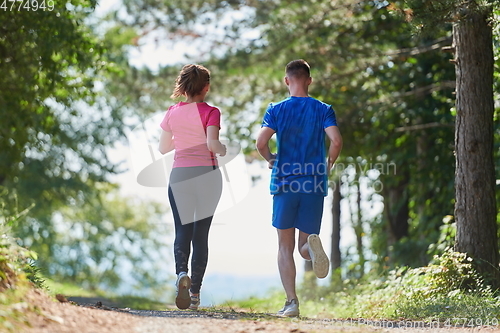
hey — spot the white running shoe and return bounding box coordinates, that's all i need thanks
[308,234,329,279]
[175,272,191,309]
[189,294,200,310]
[277,299,299,317]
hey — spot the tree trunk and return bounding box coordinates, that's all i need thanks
[355,180,365,276]
[304,179,341,284]
[453,7,499,285]
[381,168,410,266]
[331,178,341,271]
[330,178,341,286]
[383,171,410,243]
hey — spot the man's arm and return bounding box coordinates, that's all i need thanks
[159,130,175,154]
[256,126,277,169]
[325,126,343,172]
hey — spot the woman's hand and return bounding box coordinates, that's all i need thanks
[218,144,227,157]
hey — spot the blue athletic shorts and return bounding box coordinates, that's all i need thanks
[272,191,324,235]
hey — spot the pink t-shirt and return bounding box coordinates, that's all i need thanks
[160,102,221,168]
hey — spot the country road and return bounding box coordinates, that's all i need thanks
[21,292,500,333]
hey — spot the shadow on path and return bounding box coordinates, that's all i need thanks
[67,297,280,320]
[67,296,124,308]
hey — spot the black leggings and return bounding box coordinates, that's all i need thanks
[168,166,222,294]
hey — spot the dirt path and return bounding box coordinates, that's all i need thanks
[19,291,500,333]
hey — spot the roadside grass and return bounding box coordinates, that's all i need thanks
[1,230,164,332]
[44,276,167,310]
[220,290,284,314]
[43,276,99,298]
[0,224,38,332]
[224,249,500,325]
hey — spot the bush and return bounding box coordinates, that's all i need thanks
[0,226,38,292]
[0,223,41,331]
[295,248,500,321]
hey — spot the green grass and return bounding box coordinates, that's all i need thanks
[0,280,32,332]
[43,276,167,310]
[224,250,500,325]
[0,226,38,332]
[220,290,285,313]
[225,278,500,324]
[43,276,99,298]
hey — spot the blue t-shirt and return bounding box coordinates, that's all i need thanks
[262,96,338,196]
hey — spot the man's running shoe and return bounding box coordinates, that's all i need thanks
[277,299,299,317]
[308,234,329,278]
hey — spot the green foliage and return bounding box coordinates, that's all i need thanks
[427,215,456,256]
[44,275,167,310]
[336,249,498,321]
[396,0,499,33]
[221,289,285,314]
[0,286,31,332]
[394,250,499,321]
[0,1,112,186]
[1,0,183,303]
[23,260,47,290]
[0,223,38,331]
[43,275,98,298]
[0,226,35,291]
[0,199,41,290]
[1,3,136,291]
[17,184,173,299]
[416,249,487,296]
[230,249,500,322]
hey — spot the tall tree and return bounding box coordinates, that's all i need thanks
[453,3,498,283]
[402,0,500,284]
[0,1,176,293]
[0,2,123,214]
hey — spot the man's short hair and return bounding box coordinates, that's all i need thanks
[285,59,311,78]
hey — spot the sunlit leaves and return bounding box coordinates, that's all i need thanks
[25,185,171,295]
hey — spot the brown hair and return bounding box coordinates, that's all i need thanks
[171,64,211,99]
[285,59,310,78]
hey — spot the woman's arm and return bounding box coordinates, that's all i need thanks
[158,130,175,154]
[206,126,227,156]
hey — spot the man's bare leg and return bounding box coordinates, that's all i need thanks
[277,228,297,301]
[298,230,311,260]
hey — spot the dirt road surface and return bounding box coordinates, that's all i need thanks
[20,290,500,333]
